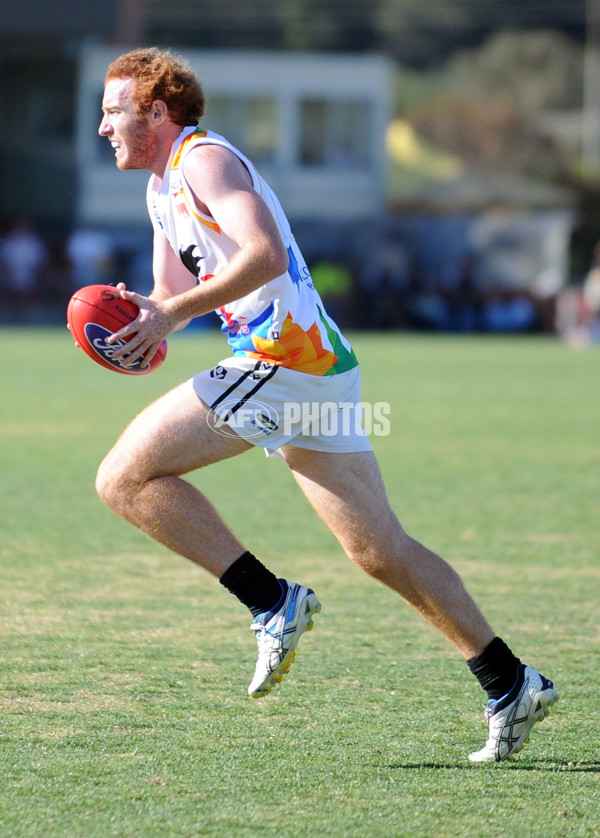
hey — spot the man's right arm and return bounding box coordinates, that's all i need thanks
[149,225,198,330]
[151,225,197,300]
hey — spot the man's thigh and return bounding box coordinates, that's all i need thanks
[103,379,252,480]
[282,445,397,545]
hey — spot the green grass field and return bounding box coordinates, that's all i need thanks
[1,327,599,837]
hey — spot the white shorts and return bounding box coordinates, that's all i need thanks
[192,357,373,458]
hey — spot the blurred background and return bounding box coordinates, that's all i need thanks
[1,0,600,342]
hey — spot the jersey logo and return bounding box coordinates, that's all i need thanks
[252,362,276,379]
[180,244,205,278]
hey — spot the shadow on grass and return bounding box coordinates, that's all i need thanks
[386,760,600,773]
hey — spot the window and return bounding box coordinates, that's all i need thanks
[299,99,371,168]
[205,96,278,165]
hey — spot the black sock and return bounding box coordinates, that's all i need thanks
[467,637,522,701]
[219,551,287,618]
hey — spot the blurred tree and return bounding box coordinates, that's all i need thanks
[407,94,569,181]
[276,0,377,52]
[375,0,474,66]
[144,0,586,65]
[447,30,584,111]
[375,0,585,67]
[400,30,584,183]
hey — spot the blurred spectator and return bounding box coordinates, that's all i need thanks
[582,244,600,342]
[310,260,354,327]
[126,233,155,295]
[556,242,600,346]
[482,290,538,332]
[66,224,115,289]
[0,218,47,321]
[356,240,414,329]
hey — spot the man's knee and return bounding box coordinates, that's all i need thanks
[95,455,114,507]
[95,452,132,513]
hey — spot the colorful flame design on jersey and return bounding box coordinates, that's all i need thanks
[225,305,357,376]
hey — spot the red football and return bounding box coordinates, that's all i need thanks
[67,284,167,375]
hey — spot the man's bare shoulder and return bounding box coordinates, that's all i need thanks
[182,141,251,187]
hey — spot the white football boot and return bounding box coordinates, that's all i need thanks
[248,581,321,698]
[469,664,559,762]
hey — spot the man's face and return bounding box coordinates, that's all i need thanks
[98,78,157,171]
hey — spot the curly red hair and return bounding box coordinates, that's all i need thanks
[106,47,206,127]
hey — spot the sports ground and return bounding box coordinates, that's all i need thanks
[1,327,599,837]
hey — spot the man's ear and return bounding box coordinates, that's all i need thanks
[151,99,169,124]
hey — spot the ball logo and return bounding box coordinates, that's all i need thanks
[84,323,149,373]
[99,289,119,302]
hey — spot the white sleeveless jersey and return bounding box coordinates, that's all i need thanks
[147,127,357,376]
